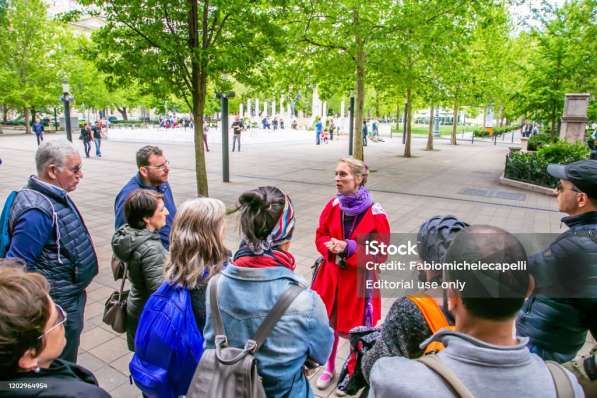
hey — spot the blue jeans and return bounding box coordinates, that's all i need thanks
[316,131,321,145]
[58,293,86,363]
[83,140,91,157]
[94,138,101,156]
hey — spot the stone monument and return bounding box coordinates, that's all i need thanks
[560,93,590,143]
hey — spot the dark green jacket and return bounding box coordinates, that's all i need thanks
[112,224,166,350]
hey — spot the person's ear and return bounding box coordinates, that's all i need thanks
[526,275,535,298]
[18,348,39,372]
[47,165,59,180]
[355,175,363,186]
[139,166,148,179]
[447,287,461,312]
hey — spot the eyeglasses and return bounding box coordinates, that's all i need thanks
[145,160,170,171]
[556,181,581,194]
[69,165,82,174]
[38,304,67,340]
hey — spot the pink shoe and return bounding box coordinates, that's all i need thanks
[316,370,335,390]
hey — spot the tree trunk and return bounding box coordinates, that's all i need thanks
[24,108,31,134]
[451,102,459,145]
[395,102,401,134]
[403,87,412,157]
[2,104,7,122]
[426,106,434,151]
[189,0,209,196]
[117,107,128,121]
[353,8,365,161]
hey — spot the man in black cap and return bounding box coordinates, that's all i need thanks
[517,159,597,363]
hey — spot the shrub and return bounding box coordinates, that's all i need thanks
[505,140,590,188]
[527,133,558,151]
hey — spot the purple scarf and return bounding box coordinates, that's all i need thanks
[337,186,373,216]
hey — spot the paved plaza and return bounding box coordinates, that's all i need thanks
[0,127,583,397]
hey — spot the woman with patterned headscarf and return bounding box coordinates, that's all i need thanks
[202,186,334,397]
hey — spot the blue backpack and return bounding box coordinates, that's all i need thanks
[130,282,204,398]
[0,191,18,257]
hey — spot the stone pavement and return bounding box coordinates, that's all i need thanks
[0,128,581,397]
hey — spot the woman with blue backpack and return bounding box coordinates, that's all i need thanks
[129,198,230,398]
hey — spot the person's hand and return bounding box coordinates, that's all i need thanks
[324,238,347,254]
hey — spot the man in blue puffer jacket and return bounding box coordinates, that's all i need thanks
[5,140,98,363]
[517,159,597,363]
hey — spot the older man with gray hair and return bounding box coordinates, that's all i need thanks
[5,139,97,363]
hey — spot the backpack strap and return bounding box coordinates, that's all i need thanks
[545,361,575,398]
[208,274,226,338]
[416,354,474,398]
[407,295,452,353]
[251,284,304,352]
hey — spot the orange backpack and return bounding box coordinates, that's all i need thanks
[406,294,454,353]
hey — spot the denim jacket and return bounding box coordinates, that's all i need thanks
[203,265,334,398]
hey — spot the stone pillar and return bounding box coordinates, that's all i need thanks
[240,103,244,118]
[322,101,327,119]
[255,99,260,116]
[560,93,590,143]
[312,86,320,119]
[340,100,345,118]
[273,99,276,117]
[247,100,252,117]
[280,96,284,115]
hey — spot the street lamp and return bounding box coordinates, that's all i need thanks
[60,81,74,142]
[216,91,235,183]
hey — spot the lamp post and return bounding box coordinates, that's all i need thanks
[60,81,74,142]
[217,91,235,183]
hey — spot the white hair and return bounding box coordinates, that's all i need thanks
[35,139,79,175]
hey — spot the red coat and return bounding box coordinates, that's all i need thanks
[312,197,390,335]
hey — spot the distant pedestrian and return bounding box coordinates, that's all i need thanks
[362,120,368,147]
[231,116,244,152]
[80,123,92,158]
[32,117,44,146]
[92,121,102,157]
[315,117,323,145]
[203,121,209,152]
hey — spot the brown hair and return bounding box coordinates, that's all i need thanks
[338,157,369,185]
[165,198,228,288]
[124,190,164,229]
[0,265,51,375]
[136,145,163,168]
[238,186,286,247]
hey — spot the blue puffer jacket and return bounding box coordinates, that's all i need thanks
[130,282,204,398]
[517,211,597,362]
[8,176,97,312]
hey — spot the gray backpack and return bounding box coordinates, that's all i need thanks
[186,275,304,398]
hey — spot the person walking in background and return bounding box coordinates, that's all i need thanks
[315,116,323,145]
[231,116,244,152]
[32,117,44,146]
[92,121,102,157]
[5,140,98,363]
[111,190,168,352]
[80,123,92,158]
[202,120,209,152]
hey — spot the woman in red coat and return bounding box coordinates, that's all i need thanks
[312,157,390,392]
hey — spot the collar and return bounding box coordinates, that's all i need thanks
[29,176,68,200]
[222,264,306,286]
[134,173,164,191]
[561,211,597,228]
[421,329,531,366]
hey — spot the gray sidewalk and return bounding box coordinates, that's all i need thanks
[0,130,573,397]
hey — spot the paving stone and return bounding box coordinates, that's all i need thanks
[89,336,129,364]
[93,365,130,393]
[80,326,117,351]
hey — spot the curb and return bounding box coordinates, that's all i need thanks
[499,174,556,196]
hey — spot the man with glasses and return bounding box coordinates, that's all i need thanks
[5,140,98,364]
[114,145,177,249]
[517,159,597,364]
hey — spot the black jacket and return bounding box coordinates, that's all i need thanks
[0,359,110,397]
[517,211,597,360]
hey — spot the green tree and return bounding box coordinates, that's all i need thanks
[82,0,289,196]
[0,0,63,133]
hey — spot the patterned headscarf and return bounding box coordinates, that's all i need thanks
[244,194,295,254]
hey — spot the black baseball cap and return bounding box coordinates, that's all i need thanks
[547,160,597,198]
